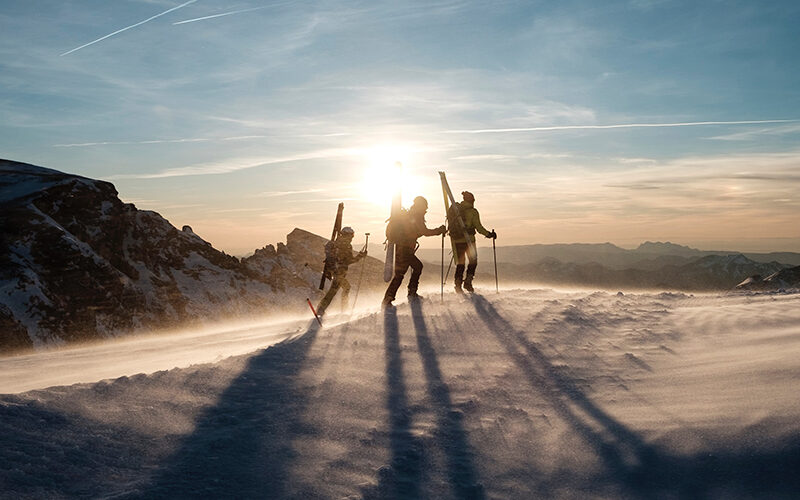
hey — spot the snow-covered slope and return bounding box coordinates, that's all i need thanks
[1,288,799,499]
[0,160,361,354]
[736,265,800,291]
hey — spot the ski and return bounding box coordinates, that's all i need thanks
[307,298,323,326]
[439,171,476,261]
[383,243,394,282]
[319,202,344,290]
[383,162,403,282]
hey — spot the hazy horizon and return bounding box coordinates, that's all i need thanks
[2,1,799,254]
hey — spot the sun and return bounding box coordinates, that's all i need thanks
[360,144,423,207]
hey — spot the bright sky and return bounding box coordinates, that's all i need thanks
[2,0,799,255]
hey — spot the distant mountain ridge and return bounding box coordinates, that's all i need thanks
[0,160,381,354]
[413,240,796,291]
[417,240,800,269]
[483,253,787,291]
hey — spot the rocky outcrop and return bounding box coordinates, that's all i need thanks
[0,160,367,354]
[243,228,386,295]
[736,266,800,291]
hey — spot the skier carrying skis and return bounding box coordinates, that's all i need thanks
[450,191,496,293]
[382,196,446,308]
[316,226,366,317]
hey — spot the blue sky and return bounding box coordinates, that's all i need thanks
[2,0,799,254]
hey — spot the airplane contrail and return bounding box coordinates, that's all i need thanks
[173,5,271,25]
[443,119,800,134]
[60,0,198,56]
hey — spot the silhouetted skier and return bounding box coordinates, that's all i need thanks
[316,226,366,316]
[382,196,446,307]
[450,191,496,293]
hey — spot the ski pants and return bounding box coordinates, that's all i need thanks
[454,241,478,285]
[384,245,423,301]
[317,272,350,314]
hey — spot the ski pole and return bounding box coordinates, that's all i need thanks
[307,298,323,327]
[350,233,369,315]
[441,232,445,301]
[492,228,499,294]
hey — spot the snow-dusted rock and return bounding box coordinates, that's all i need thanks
[0,160,346,353]
[736,265,800,291]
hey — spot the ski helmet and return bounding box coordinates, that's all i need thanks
[340,226,355,236]
[413,196,428,209]
[461,191,475,202]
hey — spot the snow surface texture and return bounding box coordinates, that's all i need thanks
[2,288,799,499]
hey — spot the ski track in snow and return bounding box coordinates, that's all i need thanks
[1,288,800,499]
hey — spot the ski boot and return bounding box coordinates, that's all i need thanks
[407,292,425,302]
[463,277,474,293]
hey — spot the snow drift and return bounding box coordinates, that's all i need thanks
[1,288,799,499]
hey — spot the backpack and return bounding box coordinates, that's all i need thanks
[447,203,466,239]
[323,238,338,276]
[385,208,412,243]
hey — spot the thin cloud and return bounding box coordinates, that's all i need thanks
[450,154,518,161]
[60,0,197,56]
[54,133,353,148]
[707,123,800,141]
[257,189,326,198]
[53,138,210,147]
[110,148,358,179]
[443,119,799,134]
[173,5,272,25]
[158,203,206,209]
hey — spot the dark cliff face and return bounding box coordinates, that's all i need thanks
[0,160,330,354]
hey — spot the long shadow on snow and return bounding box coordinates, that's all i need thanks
[368,306,424,499]
[133,320,321,499]
[409,299,485,499]
[470,294,800,499]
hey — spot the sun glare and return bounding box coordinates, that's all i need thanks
[361,144,424,207]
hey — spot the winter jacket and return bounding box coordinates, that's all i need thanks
[396,206,444,249]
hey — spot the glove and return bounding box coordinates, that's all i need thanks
[358,250,367,257]
[487,230,497,239]
[437,224,446,235]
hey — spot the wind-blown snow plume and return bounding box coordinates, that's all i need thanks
[60,0,198,56]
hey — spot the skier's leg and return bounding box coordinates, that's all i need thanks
[407,254,424,296]
[383,247,410,304]
[464,247,478,292]
[339,275,351,311]
[317,279,340,315]
[454,243,466,291]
